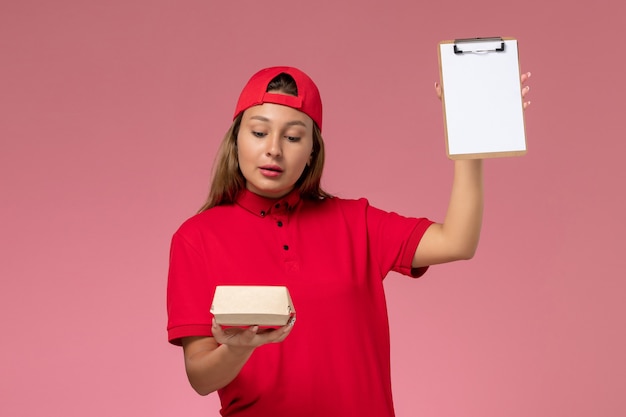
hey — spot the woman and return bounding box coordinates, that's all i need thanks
[167,66,531,416]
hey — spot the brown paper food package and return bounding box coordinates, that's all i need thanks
[211,285,295,327]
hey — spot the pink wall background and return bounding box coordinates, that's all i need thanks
[2,0,625,416]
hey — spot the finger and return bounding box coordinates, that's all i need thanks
[212,319,238,345]
[520,71,531,84]
[279,316,296,337]
[240,325,259,343]
[212,319,253,344]
[523,100,531,110]
[521,85,530,97]
[212,318,224,337]
[262,316,296,343]
[272,331,289,343]
[434,81,442,99]
[272,325,294,343]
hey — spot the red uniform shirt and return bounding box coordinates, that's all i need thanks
[167,189,433,416]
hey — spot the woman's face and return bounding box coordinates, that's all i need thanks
[237,102,314,199]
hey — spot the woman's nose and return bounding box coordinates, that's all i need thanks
[265,134,282,157]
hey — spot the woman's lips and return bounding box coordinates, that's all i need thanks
[259,165,283,177]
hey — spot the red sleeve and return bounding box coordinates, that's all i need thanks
[402,218,435,278]
[365,202,434,278]
[166,229,215,346]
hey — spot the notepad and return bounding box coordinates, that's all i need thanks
[438,37,527,159]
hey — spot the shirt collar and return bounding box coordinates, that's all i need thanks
[236,188,301,217]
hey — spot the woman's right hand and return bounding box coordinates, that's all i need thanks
[211,317,295,351]
[181,317,295,395]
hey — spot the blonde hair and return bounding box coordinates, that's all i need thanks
[198,113,331,212]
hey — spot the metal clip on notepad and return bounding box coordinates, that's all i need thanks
[453,37,505,55]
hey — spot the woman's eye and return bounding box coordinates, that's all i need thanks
[252,131,266,138]
[285,136,301,142]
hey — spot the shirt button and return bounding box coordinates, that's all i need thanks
[260,210,266,217]
[283,245,289,251]
[277,221,283,227]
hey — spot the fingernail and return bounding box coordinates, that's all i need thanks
[527,72,532,78]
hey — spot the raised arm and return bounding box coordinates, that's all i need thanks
[412,72,531,268]
[182,319,294,395]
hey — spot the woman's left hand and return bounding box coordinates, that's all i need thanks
[435,71,532,110]
[520,72,531,110]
